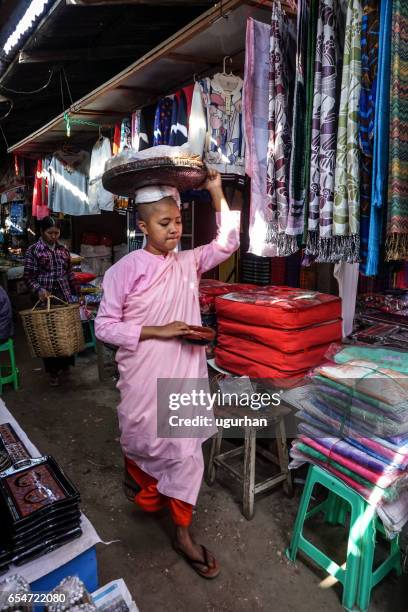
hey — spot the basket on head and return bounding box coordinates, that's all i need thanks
[102,156,207,198]
[19,296,85,358]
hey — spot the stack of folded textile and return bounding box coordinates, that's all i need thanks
[289,344,408,536]
[214,287,342,379]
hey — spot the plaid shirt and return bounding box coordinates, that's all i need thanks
[24,239,77,302]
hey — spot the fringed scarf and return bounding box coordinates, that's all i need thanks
[266,2,293,256]
[286,0,309,248]
[386,0,408,261]
[358,0,379,274]
[332,0,362,264]
[305,0,339,261]
[365,0,392,275]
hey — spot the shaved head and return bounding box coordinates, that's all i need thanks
[137,196,178,222]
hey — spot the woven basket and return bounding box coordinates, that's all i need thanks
[20,296,85,358]
[102,156,207,197]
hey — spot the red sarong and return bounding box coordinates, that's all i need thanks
[125,457,193,527]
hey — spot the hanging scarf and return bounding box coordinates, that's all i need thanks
[332,0,362,263]
[286,0,309,247]
[365,0,392,275]
[266,2,293,255]
[306,0,338,261]
[386,0,408,260]
[302,0,319,247]
[359,0,379,274]
[244,18,277,257]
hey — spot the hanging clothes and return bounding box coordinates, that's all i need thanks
[359,0,379,274]
[334,262,360,337]
[119,118,132,152]
[244,18,274,256]
[169,91,188,147]
[32,158,50,220]
[266,2,293,255]
[365,0,392,275]
[187,82,207,157]
[302,0,319,248]
[153,97,174,146]
[131,110,141,151]
[286,0,310,247]
[198,75,245,175]
[182,84,195,127]
[138,104,156,151]
[112,123,121,155]
[306,0,339,261]
[386,0,408,261]
[333,0,362,263]
[88,137,114,212]
[47,149,91,216]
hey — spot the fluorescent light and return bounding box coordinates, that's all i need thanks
[3,0,50,55]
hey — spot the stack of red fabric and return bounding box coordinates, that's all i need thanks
[215,286,343,379]
[199,281,256,314]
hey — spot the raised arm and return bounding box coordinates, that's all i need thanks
[194,171,240,275]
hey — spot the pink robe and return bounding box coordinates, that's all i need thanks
[95,211,240,504]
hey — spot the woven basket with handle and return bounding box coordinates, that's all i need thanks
[20,296,85,358]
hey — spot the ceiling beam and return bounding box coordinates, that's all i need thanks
[65,0,210,5]
[19,45,148,63]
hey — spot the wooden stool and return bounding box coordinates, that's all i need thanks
[205,401,293,519]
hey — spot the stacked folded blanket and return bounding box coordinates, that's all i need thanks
[289,344,408,536]
[214,286,342,378]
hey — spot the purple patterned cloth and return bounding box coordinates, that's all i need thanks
[306,0,338,260]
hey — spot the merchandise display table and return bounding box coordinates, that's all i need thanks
[0,398,101,591]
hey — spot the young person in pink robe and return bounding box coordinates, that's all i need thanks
[95,170,240,578]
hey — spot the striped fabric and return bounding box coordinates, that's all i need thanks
[386,0,408,260]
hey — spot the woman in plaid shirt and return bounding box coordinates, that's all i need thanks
[24,217,78,386]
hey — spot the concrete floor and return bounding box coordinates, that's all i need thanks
[3,327,408,612]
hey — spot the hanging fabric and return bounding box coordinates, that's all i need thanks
[169,91,188,146]
[386,0,408,260]
[244,18,274,256]
[112,123,121,155]
[306,0,338,261]
[131,110,141,151]
[286,0,309,248]
[333,0,362,263]
[266,1,293,255]
[302,0,319,250]
[359,0,379,274]
[187,81,207,157]
[365,0,392,275]
[119,118,132,152]
[88,137,114,212]
[153,97,174,146]
[139,104,157,151]
[32,158,50,220]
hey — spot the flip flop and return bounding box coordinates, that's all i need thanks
[173,542,220,579]
[123,469,141,502]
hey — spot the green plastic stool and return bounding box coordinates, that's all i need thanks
[0,338,19,393]
[81,319,96,352]
[286,465,401,612]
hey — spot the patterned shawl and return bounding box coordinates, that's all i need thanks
[365,0,392,275]
[332,0,362,263]
[358,0,379,274]
[266,2,293,255]
[306,0,338,261]
[386,0,408,260]
[286,0,309,247]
